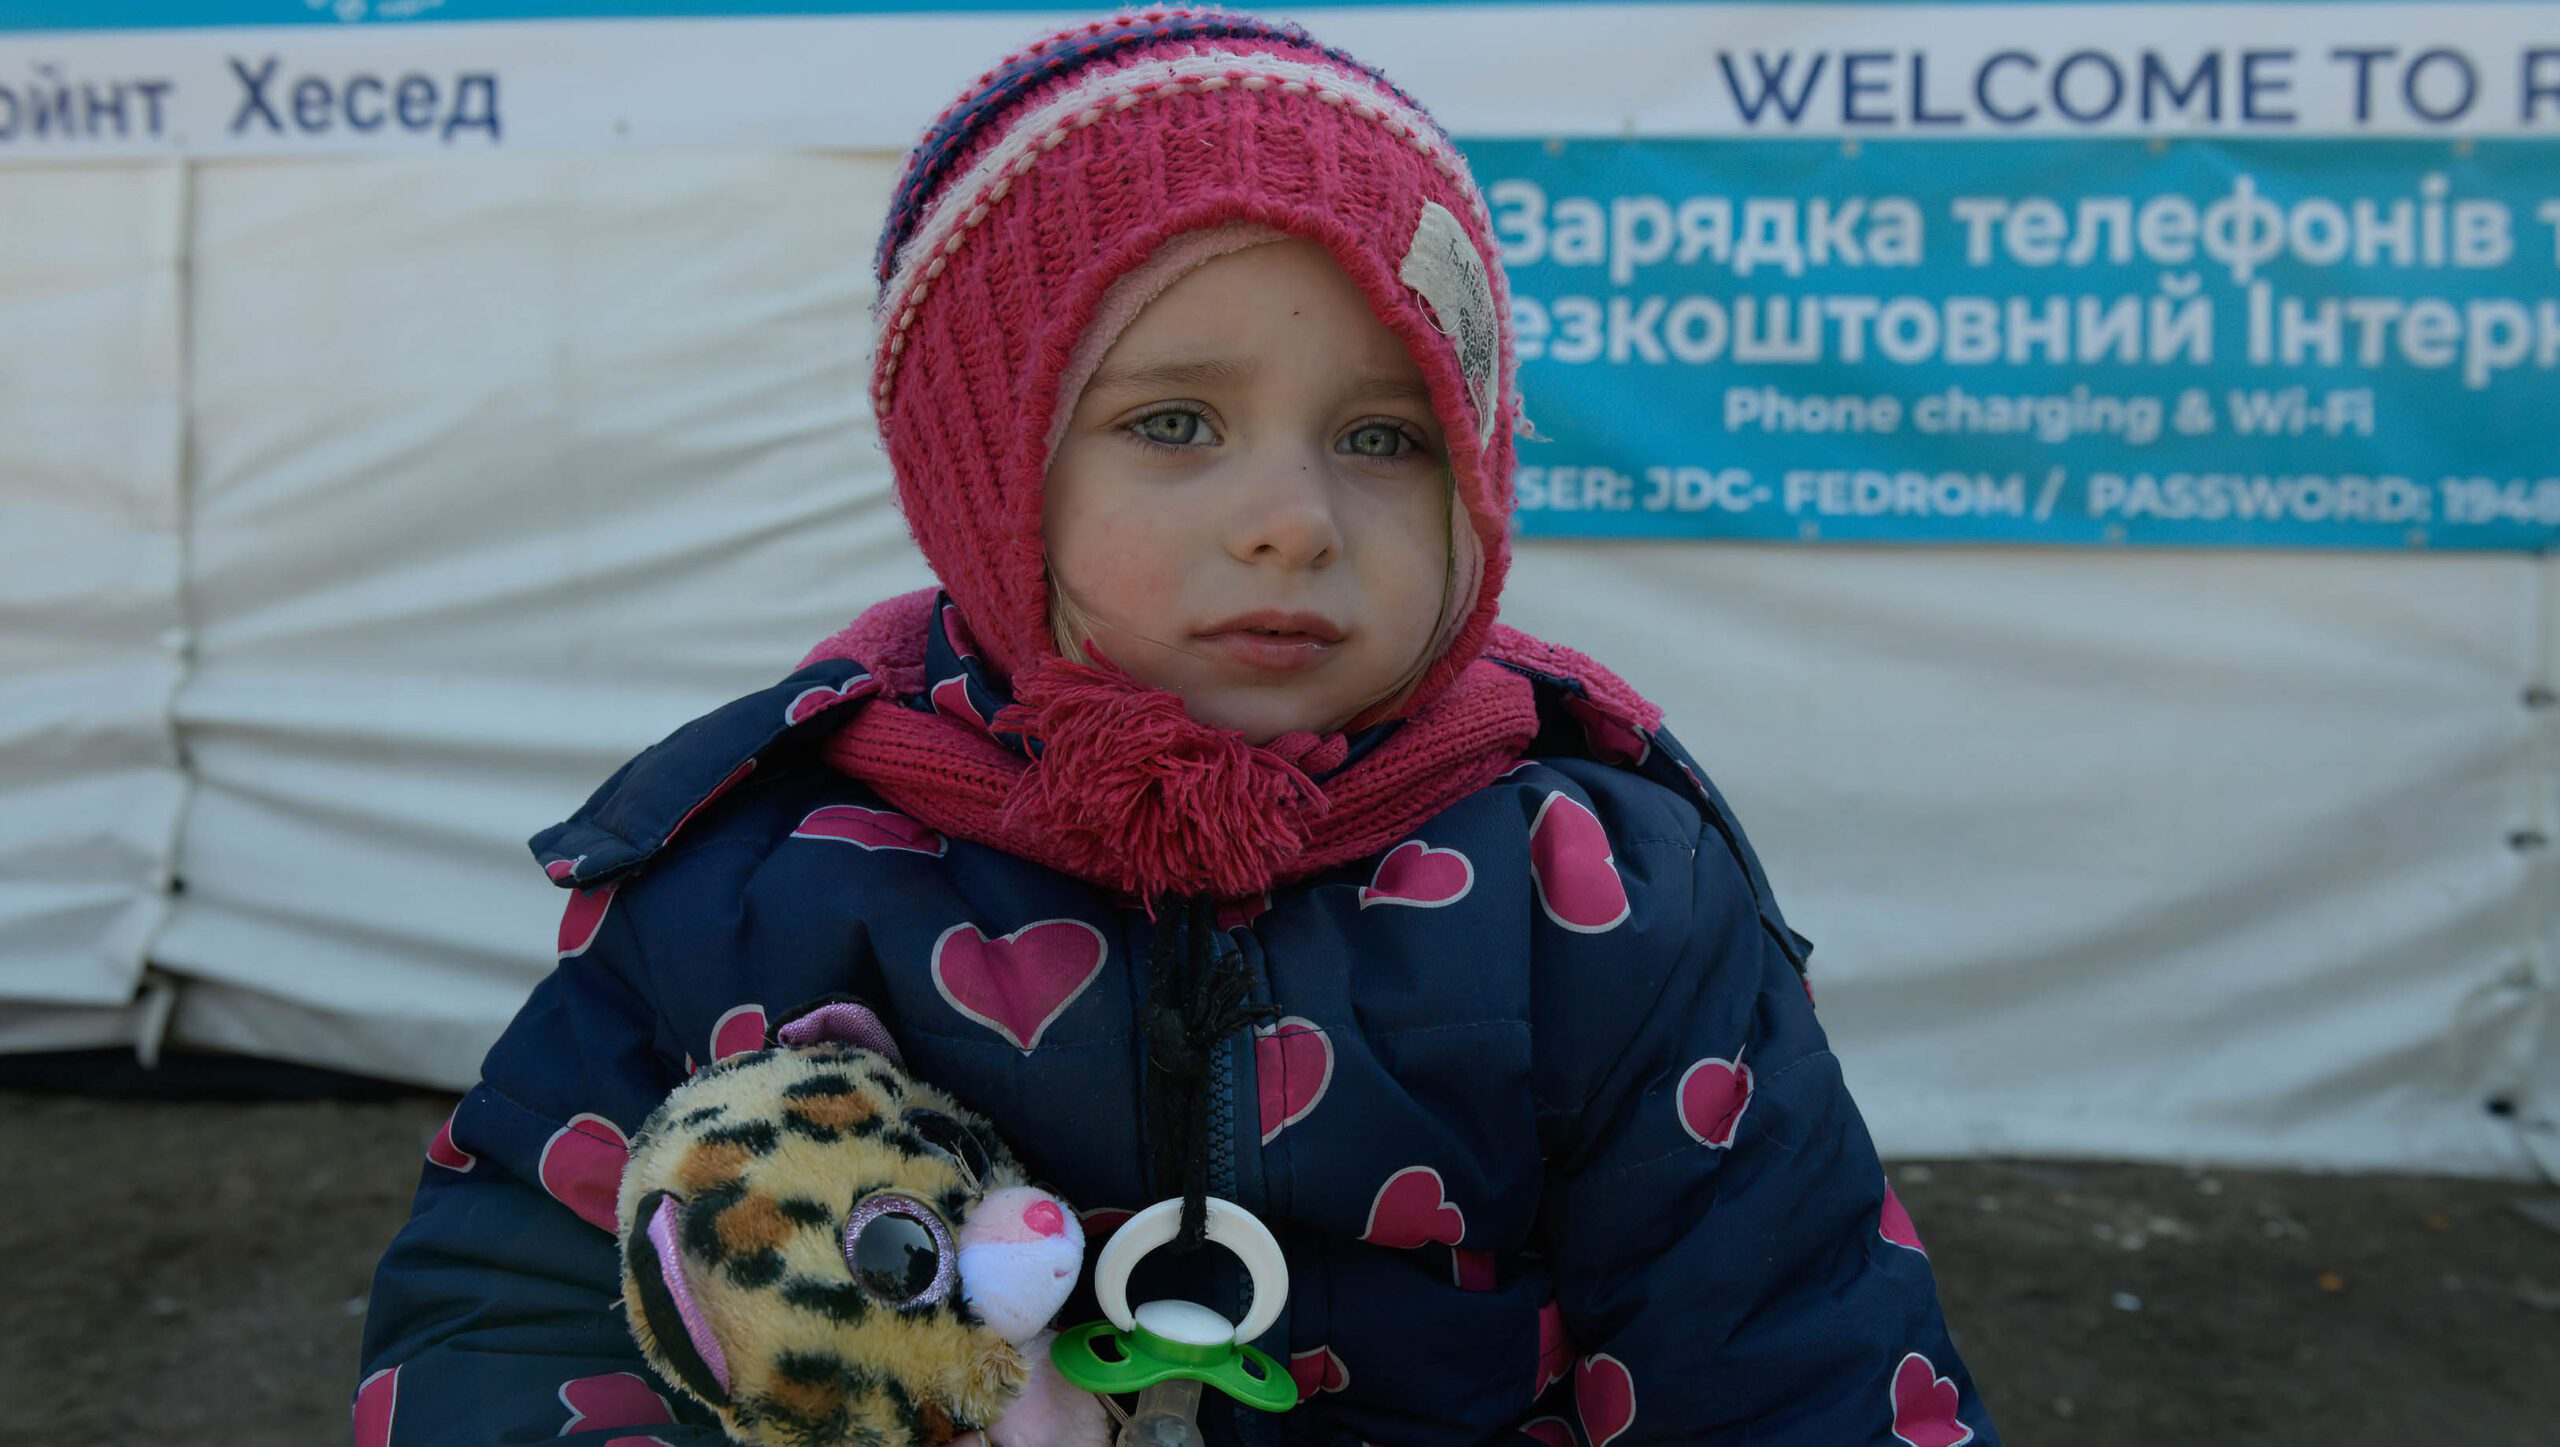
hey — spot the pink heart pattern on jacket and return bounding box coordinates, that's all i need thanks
[1520,1417,1575,1447]
[557,1372,673,1435]
[710,1003,768,1063]
[786,675,878,726]
[1287,1346,1349,1396]
[1361,1165,1465,1248]
[546,859,617,960]
[942,602,980,661]
[1563,692,1650,766]
[1676,1052,1752,1149]
[1078,1205,1135,1250]
[931,674,990,732]
[1535,1299,1574,1395]
[1575,1353,1636,1446]
[793,804,948,856]
[1881,1182,1928,1256]
[1529,794,1630,933]
[425,1107,475,1173]
[352,1365,397,1447]
[538,1112,630,1233]
[930,919,1107,1051]
[1255,1017,1333,1143]
[1890,1352,1974,1447]
[1358,839,1474,909]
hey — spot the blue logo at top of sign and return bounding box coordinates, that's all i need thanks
[304,0,446,23]
[26,0,1428,33]
[2,0,957,30]
[0,0,2302,34]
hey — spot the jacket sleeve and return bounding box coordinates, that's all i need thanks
[356,874,731,1446]
[1530,793,1998,1447]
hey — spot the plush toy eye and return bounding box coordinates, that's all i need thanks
[902,1108,991,1191]
[852,1215,939,1299]
[842,1193,956,1310]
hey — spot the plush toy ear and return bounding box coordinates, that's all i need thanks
[624,1189,732,1407]
[771,995,905,1068]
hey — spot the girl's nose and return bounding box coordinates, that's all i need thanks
[1227,451,1343,568]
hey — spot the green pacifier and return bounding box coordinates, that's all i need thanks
[1053,1196,1298,1445]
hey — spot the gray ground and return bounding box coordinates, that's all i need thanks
[2,1087,2554,1445]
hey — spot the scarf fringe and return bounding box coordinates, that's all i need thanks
[994,656,1328,901]
[810,590,1565,901]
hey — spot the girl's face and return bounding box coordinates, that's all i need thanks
[1044,239,1453,745]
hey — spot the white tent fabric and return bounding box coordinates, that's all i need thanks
[152,152,930,1086]
[1,151,2553,1177]
[1506,544,2558,1178]
[0,164,189,1036]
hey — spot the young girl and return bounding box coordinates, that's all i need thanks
[360,10,1997,1445]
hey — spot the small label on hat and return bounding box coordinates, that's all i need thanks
[1399,201,1499,446]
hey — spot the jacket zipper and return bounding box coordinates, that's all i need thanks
[1202,901,1239,1210]
[1147,897,1277,1447]
[1206,902,1290,1447]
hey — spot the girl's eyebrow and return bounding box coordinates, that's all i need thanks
[1083,357,1432,408]
[1086,355,1255,393]
[1350,373,1434,406]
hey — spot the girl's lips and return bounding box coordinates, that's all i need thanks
[1191,629,1340,674]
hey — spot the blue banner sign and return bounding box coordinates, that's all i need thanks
[1471,137,2560,548]
[7,2,2558,548]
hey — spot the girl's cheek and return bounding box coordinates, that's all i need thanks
[1060,521,1184,619]
[1346,482,1450,580]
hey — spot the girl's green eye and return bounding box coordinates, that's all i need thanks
[1132,410,1207,446]
[1342,422,1416,459]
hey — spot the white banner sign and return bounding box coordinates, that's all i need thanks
[7,4,2560,162]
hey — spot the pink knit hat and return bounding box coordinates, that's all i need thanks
[870,6,1519,720]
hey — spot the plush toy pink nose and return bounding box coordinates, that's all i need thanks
[958,1186,1086,1344]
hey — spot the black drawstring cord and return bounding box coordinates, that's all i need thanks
[1142,896,1276,1252]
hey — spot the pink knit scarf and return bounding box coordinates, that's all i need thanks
[802,589,1583,902]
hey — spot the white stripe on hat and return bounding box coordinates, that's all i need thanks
[872,46,1490,401]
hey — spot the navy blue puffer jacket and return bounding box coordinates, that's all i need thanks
[359,638,1997,1447]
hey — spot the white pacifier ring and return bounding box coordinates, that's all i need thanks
[1092,1197,1288,1347]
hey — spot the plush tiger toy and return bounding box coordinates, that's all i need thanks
[616,1001,1110,1447]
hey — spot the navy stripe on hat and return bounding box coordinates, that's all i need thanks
[874,7,1423,281]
